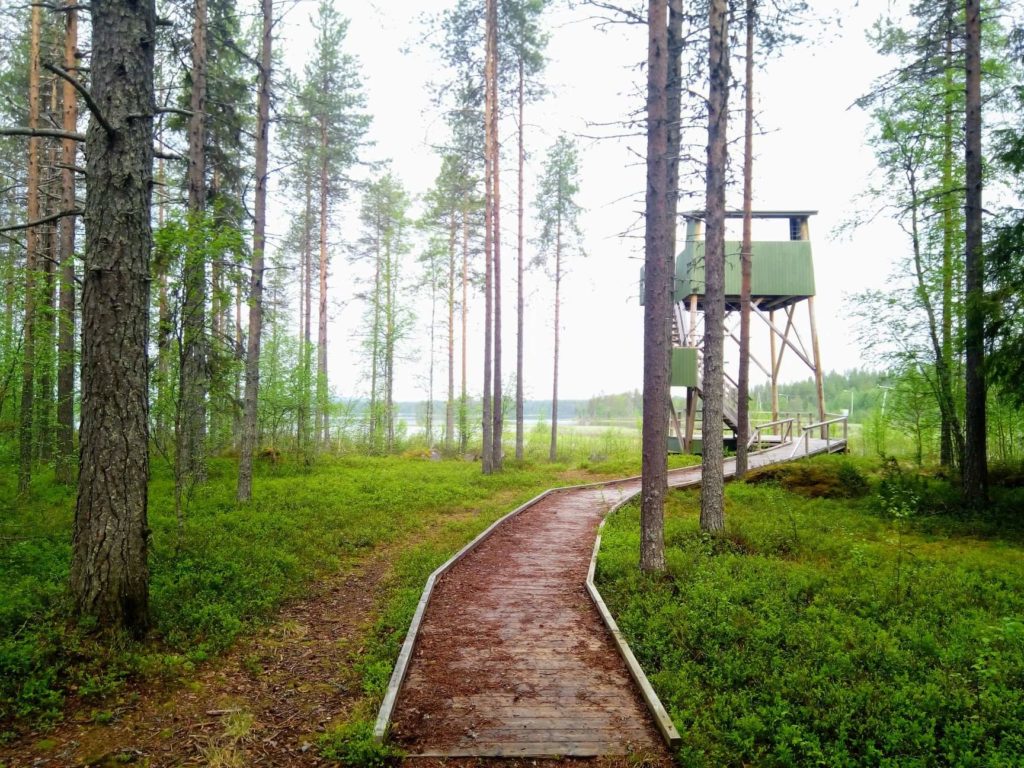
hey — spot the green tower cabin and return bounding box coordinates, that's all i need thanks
[643,210,827,454]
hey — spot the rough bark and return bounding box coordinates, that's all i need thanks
[640,0,669,572]
[70,0,156,632]
[700,0,729,534]
[735,0,755,479]
[56,2,79,485]
[962,0,986,500]
[237,0,272,503]
[19,3,42,494]
[177,0,209,484]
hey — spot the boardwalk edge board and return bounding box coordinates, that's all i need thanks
[587,503,685,748]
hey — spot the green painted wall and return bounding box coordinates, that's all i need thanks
[671,347,699,388]
[676,240,815,299]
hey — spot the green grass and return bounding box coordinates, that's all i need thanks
[596,456,1024,767]
[1,440,675,736]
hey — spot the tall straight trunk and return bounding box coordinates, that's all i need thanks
[369,227,382,450]
[962,0,986,500]
[939,2,956,468]
[237,0,272,503]
[701,0,729,534]
[38,77,59,463]
[302,177,313,453]
[178,0,209,483]
[446,213,456,449]
[735,0,755,479]
[19,3,42,494]
[71,0,156,631]
[428,248,438,447]
[156,142,171,446]
[461,209,469,453]
[641,0,670,572]
[515,58,526,461]
[490,0,503,472]
[317,122,329,446]
[549,219,562,462]
[56,2,79,484]
[664,0,682,462]
[481,0,496,474]
[385,242,396,451]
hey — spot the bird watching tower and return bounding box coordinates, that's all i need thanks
[643,210,827,453]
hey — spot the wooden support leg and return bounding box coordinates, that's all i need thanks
[769,309,779,421]
[808,296,827,437]
[684,386,696,453]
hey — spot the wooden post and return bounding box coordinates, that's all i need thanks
[807,296,826,435]
[769,309,778,420]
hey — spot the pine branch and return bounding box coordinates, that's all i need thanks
[43,62,114,134]
[0,207,83,233]
[0,127,86,141]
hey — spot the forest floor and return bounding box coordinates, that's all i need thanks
[1,448,697,767]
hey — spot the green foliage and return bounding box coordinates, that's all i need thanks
[318,720,402,766]
[0,446,654,731]
[745,455,869,499]
[596,458,1024,766]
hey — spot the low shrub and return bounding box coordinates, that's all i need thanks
[745,455,869,499]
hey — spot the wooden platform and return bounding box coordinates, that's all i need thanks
[385,439,843,758]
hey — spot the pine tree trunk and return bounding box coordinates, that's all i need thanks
[317,122,329,446]
[178,0,208,485]
[481,0,496,474]
[962,0,986,500]
[237,0,272,503]
[515,58,526,462]
[461,209,469,453]
[490,0,503,472]
[447,213,456,449]
[71,0,156,632]
[549,218,561,463]
[700,0,729,534]
[939,1,956,468]
[640,0,670,571]
[735,0,755,479]
[56,3,79,484]
[18,3,42,494]
[302,178,313,454]
[37,82,58,464]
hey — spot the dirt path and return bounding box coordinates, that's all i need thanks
[0,558,387,768]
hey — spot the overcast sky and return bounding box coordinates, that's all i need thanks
[267,0,906,405]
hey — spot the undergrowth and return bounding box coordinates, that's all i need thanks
[596,456,1024,767]
[0,446,659,738]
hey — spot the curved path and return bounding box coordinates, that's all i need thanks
[387,439,842,758]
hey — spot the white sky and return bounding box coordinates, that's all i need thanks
[267,0,906,405]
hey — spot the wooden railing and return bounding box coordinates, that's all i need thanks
[749,417,794,450]
[791,415,848,458]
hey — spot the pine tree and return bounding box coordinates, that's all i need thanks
[533,136,583,463]
[299,1,369,447]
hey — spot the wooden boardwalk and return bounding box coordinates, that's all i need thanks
[386,439,843,758]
